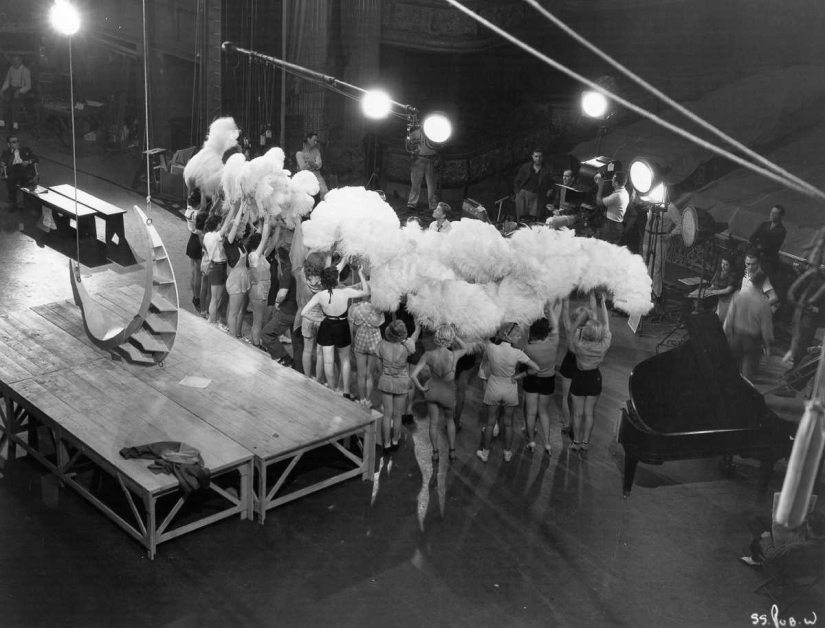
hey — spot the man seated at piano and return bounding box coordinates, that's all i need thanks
[698,254,740,321]
[547,169,581,214]
[723,269,773,382]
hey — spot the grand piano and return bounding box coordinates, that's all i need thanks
[617,312,796,497]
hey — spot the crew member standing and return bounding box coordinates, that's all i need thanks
[407,127,438,212]
[723,270,773,382]
[513,148,553,221]
[594,170,629,245]
[748,204,786,278]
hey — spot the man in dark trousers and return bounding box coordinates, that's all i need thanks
[513,147,553,221]
[1,133,38,211]
[749,204,787,277]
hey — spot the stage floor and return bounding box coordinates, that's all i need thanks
[0,148,821,625]
[0,287,377,556]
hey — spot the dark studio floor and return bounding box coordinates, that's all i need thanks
[0,130,822,628]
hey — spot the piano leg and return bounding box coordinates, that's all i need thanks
[623,454,639,498]
[756,454,776,498]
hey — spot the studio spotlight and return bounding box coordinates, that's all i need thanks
[629,157,670,198]
[640,182,667,205]
[581,91,609,119]
[50,0,81,35]
[362,89,392,120]
[629,159,656,195]
[421,112,452,145]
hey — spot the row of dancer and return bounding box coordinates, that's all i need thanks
[186,191,615,464]
[472,292,613,462]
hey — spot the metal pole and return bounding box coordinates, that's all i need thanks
[222,41,417,116]
[280,0,286,149]
[69,37,80,276]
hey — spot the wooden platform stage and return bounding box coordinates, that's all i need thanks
[0,285,379,557]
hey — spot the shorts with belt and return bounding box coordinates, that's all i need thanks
[207,261,227,286]
[571,368,602,396]
[483,374,519,407]
[317,316,351,348]
[523,374,555,395]
[186,232,202,259]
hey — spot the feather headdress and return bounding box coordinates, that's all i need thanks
[183,117,240,199]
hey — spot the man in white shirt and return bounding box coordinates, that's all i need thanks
[741,251,779,311]
[594,170,630,245]
[0,56,32,131]
[428,202,452,233]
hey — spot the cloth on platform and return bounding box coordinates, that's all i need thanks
[119,441,211,494]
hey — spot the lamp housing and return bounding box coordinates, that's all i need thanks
[421,112,452,145]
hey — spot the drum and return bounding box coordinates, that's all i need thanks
[681,205,716,247]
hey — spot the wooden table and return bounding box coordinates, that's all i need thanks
[0,303,254,559]
[34,99,105,148]
[113,284,379,524]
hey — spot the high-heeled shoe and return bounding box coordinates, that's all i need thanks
[449,448,456,461]
[580,441,589,455]
[570,441,581,452]
[432,449,439,462]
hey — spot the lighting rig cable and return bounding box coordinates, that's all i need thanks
[522,0,821,202]
[442,0,825,202]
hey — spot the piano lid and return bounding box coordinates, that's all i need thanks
[628,312,773,433]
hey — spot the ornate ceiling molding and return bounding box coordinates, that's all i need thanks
[381,0,527,53]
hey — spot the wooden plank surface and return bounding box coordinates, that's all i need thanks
[113,286,377,459]
[50,184,127,216]
[10,361,252,493]
[0,301,253,495]
[35,189,97,217]
[3,295,374,473]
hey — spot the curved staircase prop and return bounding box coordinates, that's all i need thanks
[70,205,179,365]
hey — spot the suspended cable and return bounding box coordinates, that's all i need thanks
[141,0,153,218]
[68,37,80,272]
[442,0,825,202]
[522,0,822,202]
[189,0,202,147]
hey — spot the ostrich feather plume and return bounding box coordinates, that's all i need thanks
[291,185,654,335]
[184,117,240,199]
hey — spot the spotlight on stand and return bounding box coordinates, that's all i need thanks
[421,112,452,145]
[641,182,667,205]
[629,158,670,205]
[581,91,609,119]
[629,158,660,195]
[50,0,81,35]
[362,89,392,120]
